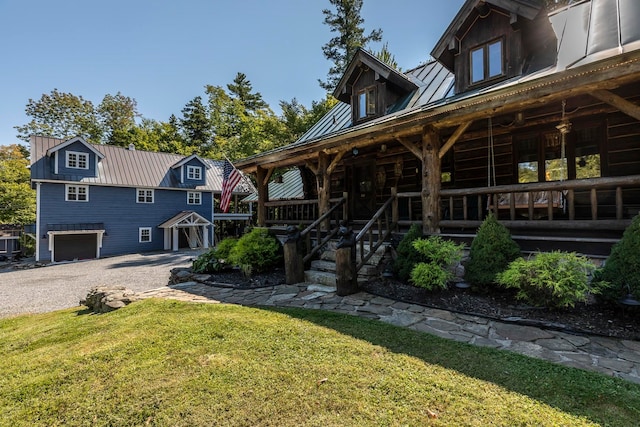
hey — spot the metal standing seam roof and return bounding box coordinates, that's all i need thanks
[242,168,304,202]
[293,60,455,147]
[30,136,255,194]
[237,0,640,168]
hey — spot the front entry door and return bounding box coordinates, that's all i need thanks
[348,161,376,221]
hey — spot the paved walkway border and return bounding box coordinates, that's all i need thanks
[136,278,640,384]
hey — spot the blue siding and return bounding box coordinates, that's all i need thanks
[56,141,99,178]
[37,183,213,261]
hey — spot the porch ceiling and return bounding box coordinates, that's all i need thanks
[235,49,640,174]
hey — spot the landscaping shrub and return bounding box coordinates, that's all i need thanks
[410,236,465,291]
[192,238,238,273]
[595,213,640,302]
[229,227,283,277]
[496,251,596,309]
[393,224,425,282]
[214,237,238,263]
[465,213,520,288]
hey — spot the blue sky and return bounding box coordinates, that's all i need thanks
[0,0,465,147]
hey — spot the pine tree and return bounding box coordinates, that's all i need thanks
[319,0,382,92]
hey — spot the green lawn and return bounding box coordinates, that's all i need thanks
[1,299,638,426]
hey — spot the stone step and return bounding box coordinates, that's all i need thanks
[310,259,336,273]
[304,270,336,287]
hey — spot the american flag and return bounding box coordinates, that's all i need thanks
[220,159,242,213]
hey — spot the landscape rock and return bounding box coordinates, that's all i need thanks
[81,285,141,313]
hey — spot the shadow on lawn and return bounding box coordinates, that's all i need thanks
[262,305,640,426]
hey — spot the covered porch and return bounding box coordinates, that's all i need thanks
[236,48,640,259]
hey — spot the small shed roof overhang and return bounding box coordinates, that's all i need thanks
[158,211,212,229]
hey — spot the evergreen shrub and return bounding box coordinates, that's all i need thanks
[192,238,238,273]
[229,227,283,277]
[596,213,640,302]
[393,224,424,282]
[465,213,520,288]
[409,236,465,291]
[496,251,596,309]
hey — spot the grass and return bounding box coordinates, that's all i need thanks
[0,299,639,426]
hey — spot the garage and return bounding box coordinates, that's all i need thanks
[52,233,97,262]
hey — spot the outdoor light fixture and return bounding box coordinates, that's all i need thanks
[352,147,359,156]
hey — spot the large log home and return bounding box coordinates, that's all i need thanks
[235,0,640,260]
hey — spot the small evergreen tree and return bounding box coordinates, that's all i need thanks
[596,214,640,302]
[465,214,520,288]
[393,224,424,282]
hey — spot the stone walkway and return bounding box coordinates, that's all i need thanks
[138,280,640,384]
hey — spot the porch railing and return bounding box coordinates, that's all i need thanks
[264,199,321,226]
[354,195,396,272]
[438,175,640,230]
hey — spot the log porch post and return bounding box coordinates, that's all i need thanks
[422,128,441,234]
[316,152,331,231]
[256,166,269,227]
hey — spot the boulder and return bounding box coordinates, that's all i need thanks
[81,285,140,313]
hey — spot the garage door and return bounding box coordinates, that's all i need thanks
[53,234,97,262]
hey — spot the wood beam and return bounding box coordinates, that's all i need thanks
[326,150,347,175]
[439,121,472,159]
[591,89,640,121]
[421,129,441,234]
[305,160,318,175]
[396,137,422,159]
[256,166,269,227]
[262,168,274,187]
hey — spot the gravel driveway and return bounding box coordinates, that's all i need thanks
[0,250,203,318]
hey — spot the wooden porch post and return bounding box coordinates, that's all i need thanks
[256,166,269,227]
[317,152,331,231]
[422,128,441,234]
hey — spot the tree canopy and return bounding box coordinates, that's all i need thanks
[0,145,35,225]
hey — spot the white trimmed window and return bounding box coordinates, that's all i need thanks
[187,191,201,205]
[139,227,152,243]
[66,151,89,169]
[187,165,202,180]
[136,189,154,204]
[65,184,89,202]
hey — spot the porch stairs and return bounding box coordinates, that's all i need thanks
[303,240,388,288]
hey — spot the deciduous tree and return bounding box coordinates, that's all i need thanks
[0,145,35,225]
[15,89,102,144]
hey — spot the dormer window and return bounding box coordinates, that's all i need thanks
[357,86,376,120]
[66,151,89,170]
[470,39,504,85]
[187,165,202,180]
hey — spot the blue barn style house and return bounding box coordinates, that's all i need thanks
[30,136,253,263]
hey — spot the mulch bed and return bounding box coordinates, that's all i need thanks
[203,268,640,341]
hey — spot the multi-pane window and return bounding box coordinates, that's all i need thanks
[66,151,89,169]
[470,39,504,84]
[187,165,202,180]
[136,189,154,203]
[357,87,376,119]
[139,227,152,243]
[66,185,89,202]
[187,191,201,205]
